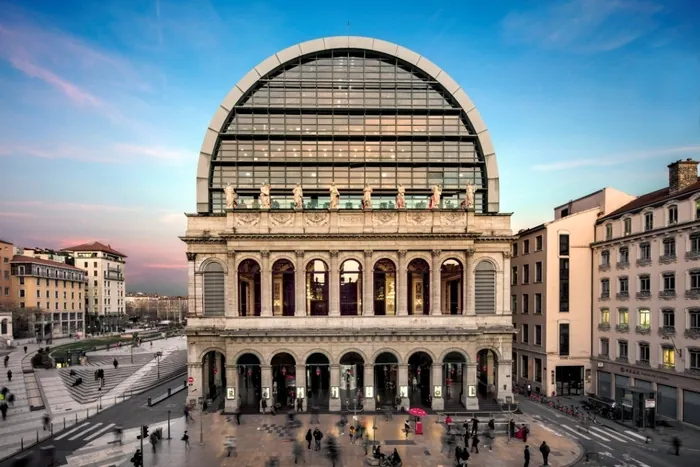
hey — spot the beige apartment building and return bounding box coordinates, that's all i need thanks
[592,159,700,427]
[9,255,87,337]
[126,293,188,322]
[512,188,635,397]
[0,239,14,308]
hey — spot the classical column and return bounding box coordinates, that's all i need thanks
[187,362,203,404]
[225,364,237,412]
[295,250,306,316]
[464,249,475,316]
[363,364,376,411]
[464,363,479,409]
[431,250,442,315]
[397,250,408,316]
[295,364,307,411]
[186,253,197,317]
[502,251,512,314]
[431,363,444,411]
[227,251,238,317]
[260,251,272,316]
[362,250,374,316]
[329,364,341,412]
[260,364,272,413]
[398,364,409,410]
[498,360,514,402]
[329,250,340,316]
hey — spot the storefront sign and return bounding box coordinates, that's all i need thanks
[226,388,235,400]
[433,386,442,398]
[468,385,476,398]
[365,386,374,399]
[331,386,339,399]
[262,387,270,400]
[399,386,408,398]
[296,387,305,399]
[645,399,656,409]
[619,366,671,381]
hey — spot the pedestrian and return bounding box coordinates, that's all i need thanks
[306,429,313,450]
[470,433,479,453]
[540,441,550,465]
[672,436,681,456]
[3,356,8,368]
[524,445,530,467]
[470,417,479,435]
[0,402,7,420]
[455,446,462,464]
[488,418,495,431]
[313,428,323,451]
[42,413,51,431]
[463,430,469,448]
[235,407,241,425]
[445,414,453,432]
[130,448,143,467]
[404,419,411,439]
[181,430,190,449]
[522,424,529,443]
[7,393,14,407]
[149,432,157,452]
[261,398,267,414]
[225,436,236,457]
[113,358,118,369]
[293,439,304,464]
[23,346,27,354]
[7,370,11,382]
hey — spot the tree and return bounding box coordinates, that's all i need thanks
[0,304,41,338]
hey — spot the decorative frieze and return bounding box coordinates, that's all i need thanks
[466,249,476,257]
[295,250,305,258]
[261,250,270,258]
[364,250,373,258]
[186,252,196,261]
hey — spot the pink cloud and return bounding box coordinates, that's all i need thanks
[0,211,36,218]
[144,263,187,269]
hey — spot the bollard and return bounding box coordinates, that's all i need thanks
[50,423,53,435]
[148,397,152,407]
[183,380,186,388]
[64,418,66,429]
[167,411,171,440]
[75,413,78,423]
[21,437,23,450]
[36,430,39,443]
[168,388,171,396]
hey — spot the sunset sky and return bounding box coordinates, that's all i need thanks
[0,0,698,295]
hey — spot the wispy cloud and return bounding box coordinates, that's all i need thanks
[0,142,191,164]
[501,0,663,53]
[0,211,35,218]
[531,145,700,172]
[144,262,187,269]
[0,200,143,213]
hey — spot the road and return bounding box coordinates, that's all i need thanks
[519,398,695,467]
[0,375,187,466]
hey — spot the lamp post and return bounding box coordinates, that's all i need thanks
[130,344,134,364]
[156,351,162,380]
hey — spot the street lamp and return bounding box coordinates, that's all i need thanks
[156,351,163,380]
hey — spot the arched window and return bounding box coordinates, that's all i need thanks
[340,259,362,316]
[407,259,430,315]
[238,259,261,316]
[373,259,396,316]
[202,261,225,317]
[272,260,295,316]
[306,260,329,316]
[474,260,496,314]
[441,259,463,315]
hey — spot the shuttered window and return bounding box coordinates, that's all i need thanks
[203,262,226,316]
[474,261,496,314]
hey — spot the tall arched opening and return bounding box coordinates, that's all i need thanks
[374,259,396,316]
[441,259,463,314]
[202,350,226,404]
[477,349,498,398]
[339,352,364,411]
[306,352,330,410]
[339,259,362,316]
[271,259,295,316]
[407,259,430,315]
[306,260,329,316]
[237,353,261,413]
[408,351,433,407]
[374,352,398,409]
[238,259,261,316]
[271,352,296,410]
[443,352,466,409]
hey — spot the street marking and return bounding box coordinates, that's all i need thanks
[69,422,104,441]
[624,430,647,441]
[84,423,116,441]
[629,458,650,467]
[590,426,627,443]
[55,423,90,441]
[538,423,563,437]
[561,424,591,440]
[596,442,613,451]
[602,428,638,443]
[586,429,611,442]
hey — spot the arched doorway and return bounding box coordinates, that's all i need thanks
[374,352,398,409]
[373,259,396,316]
[306,353,330,410]
[1,319,8,335]
[306,260,329,316]
[272,259,295,316]
[477,349,498,398]
[407,259,430,315]
[238,259,261,316]
[202,350,227,404]
[271,352,296,410]
[408,351,433,407]
[443,352,466,409]
[340,260,362,316]
[441,259,463,314]
[339,352,364,411]
[237,353,261,413]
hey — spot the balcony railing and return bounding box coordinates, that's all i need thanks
[598,354,610,360]
[658,362,675,370]
[616,261,630,269]
[600,292,610,301]
[637,359,651,367]
[659,254,677,265]
[659,290,676,300]
[686,250,700,261]
[685,328,700,339]
[616,356,628,363]
[598,323,611,331]
[636,258,652,267]
[636,291,651,300]
[685,368,700,377]
[615,324,630,333]
[685,289,700,300]
[599,263,611,271]
[635,325,651,335]
[616,292,629,300]
[658,326,676,337]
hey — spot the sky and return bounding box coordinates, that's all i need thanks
[0,0,698,295]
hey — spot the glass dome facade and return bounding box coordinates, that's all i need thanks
[206,46,492,213]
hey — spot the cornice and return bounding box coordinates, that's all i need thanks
[591,222,700,249]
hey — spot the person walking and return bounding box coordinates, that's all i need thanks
[305,429,313,449]
[6,370,11,382]
[181,430,190,449]
[539,441,550,465]
[672,436,681,456]
[42,413,51,431]
[522,424,529,443]
[113,358,118,369]
[130,449,143,467]
[235,406,241,425]
[470,433,479,453]
[3,356,8,368]
[23,346,27,354]
[293,439,304,464]
[524,445,530,467]
[470,417,479,436]
[509,419,516,442]
[313,428,323,451]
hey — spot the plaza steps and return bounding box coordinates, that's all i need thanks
[109,350,187,398]
[478,398,503,412]
[81,353,155,367]
[58,365,146,404]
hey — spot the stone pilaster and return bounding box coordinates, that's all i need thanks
[465,249,475,316]
[187,362,203,404]
[465,363,479,409]
[398,364,409,410]
[397,250,408,316]
[260,251,272,316]
[186,253,198,317]
[363,364,376,411]
[261,365,272,413]
[362,250,374,316]
[498,360,514,402]
[329,364,341,411]
[225,364,237,412]
[294,250,306,316]
[295,364,307,411]
[329,251,340,316]
[227,251,237,317]
[431,250,442,315]
[501,251,511,314]
[431,363,444,411]
[214,353,223,386]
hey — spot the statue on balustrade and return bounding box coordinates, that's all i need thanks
[362,184,373,209]
[224,184,237,209]
[429,184,442,209]
[396,184,406,209]
[329,183,340,209]
[259,182,271,209]
[293,183,304,210]
[464,182,476,210]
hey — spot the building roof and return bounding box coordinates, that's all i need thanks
[61,241,127,258]
[0,239,13,245]
[11,255,85,272]
[598,177,700,223]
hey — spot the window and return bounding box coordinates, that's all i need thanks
[638,309,651,328]
[559,234,570,256]
[534,358,542,382]
[618,340,628,360]
[600,338,610,357]
[600,308,610,324]
[660,309,674,330]
[535,262,542,282]
[639,243,651,261]
[605,224,613,240]
[601,250,610,266]
[690,349,700,370]
[19,289,25,298]
[644,212,654,231]
[521,355,529,378]
[639,275,651,292]
[511,266,518,286]
[535,293,542,314]
[696,199,700,220]
[559,258,569,312]
[690,309,700,329]
[524,240,530,254]
[535,325,542,345]
[559,323,570,356]
[619,247,629,264]
[638,343,650,364]
[668,205,678,225]
[561,208,569,217]
[511,295,517,312]
[618,308,629,325]
[623,218,632,235]
[663,272,676,291]
[522,294,529,314]
[19,277,24,285]
[619,277,629,294]
[662,347,675,369]
[663,238,676,258]
[523,265,530,284]
[691,234,700,254]
[536,235,543,251]
[522,324,529,343]
[691,270,700,290]
[512,243,518,257]
[601,279,610,297]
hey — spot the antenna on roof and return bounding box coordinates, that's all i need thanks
[347,21,350,35]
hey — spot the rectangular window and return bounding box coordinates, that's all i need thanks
[663,273,676,291]
[640,243,651,260]
[511,266,518,286]
[511,295,517,312]
[644,212,654,231]
[521,355,529,378]
[559,234,570,256]
[619,277,629,294]
[662,347,675,369]
[605,224,613,240]
[535,325,542,345]
[601,250,610,266]
[535,358,542,382]
[512,243,518,257]
[662,310,675,328]
[522,324,529,343]
[559,323,570,356]
[601,279,610,297]
[535,262,542,282]
[600,338,610,357]
[638,309,650,328]
[639,275,651,292]
[600,308,610,324]
[523,265,530,284]
[619,247,629,264]
[618,340,628,359]
[690,310,700,329]
[690,350,700,370]
[639,343,650,363]
[536,235,543,251]
[691,271,700,290]
[559,258,569,312]
[696,199,700,220]
[522,294,529,314]
[663,239,676,258]
[618,308,629,325]
[668,206,678,225]
[692,235,700,254]
[535,293,542,314]
[524,240,530,254]
[624,218,632,235]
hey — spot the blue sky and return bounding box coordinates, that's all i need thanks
[0,0,698,294]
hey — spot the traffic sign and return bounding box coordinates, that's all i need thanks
[213,368,217,374]
[187,376,194,384]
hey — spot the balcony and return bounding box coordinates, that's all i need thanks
[598,323,611,332]
[104,270,124,281]
[635,325,651,335]
[615,324,630,333]
[636,258,652,267]
[616,261,630,270]
[658,326,676,337]
[685,368,700,377]
[685,328,700,339]
[659,290,676,300]
[636,291,651,300]
[598,354,610,360]
[599,263,611,272]
[685,289,700,300]
[637,359,651,367]
[616,292,630,301]
[658,362,676,371]
[686,250,700,261]
[600,292,610,301]
[659,254,677,265]
[616,356,629,363]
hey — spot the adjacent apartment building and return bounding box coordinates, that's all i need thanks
[62,242,127,333]
[591,159,700,427]
[0,239,14,308]
[512,188,635,397]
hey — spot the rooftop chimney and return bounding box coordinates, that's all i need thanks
[668,158,699,194]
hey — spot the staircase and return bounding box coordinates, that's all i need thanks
[109,349,186,397]
[58,365,147,404]
[478,398,503,413]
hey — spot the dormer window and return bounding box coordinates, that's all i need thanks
[644,211,654,231]
[623,218,632,236]
[605,223,613,240]
[668,205,678,226]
